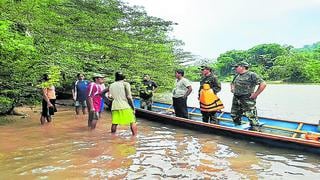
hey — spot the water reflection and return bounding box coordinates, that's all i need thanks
[0,107,319,179]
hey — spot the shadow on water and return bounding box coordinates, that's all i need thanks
[0,106,319,179]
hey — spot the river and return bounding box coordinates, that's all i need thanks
[0,83,320,179]
[185,82,320,124]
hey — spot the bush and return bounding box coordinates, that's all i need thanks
[0,96,14,114]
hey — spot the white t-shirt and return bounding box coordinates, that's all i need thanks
[172,77,192,98]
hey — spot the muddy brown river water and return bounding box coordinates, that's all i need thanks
[0,105,319,179]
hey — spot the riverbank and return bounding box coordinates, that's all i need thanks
[0,100,82,126]
[0,106,41,126]
[0,116,15,126]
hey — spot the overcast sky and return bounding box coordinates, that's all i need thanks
[124,0,320,59]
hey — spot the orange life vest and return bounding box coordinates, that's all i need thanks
[305,133,319,141]
[199,84,224,112]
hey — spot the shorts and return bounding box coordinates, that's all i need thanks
[75,100,87,107]
[111,108,136,125]
[88,111,99,121]
[42,99,57,117]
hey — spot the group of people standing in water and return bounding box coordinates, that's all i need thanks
[71,71,137,135]
[40,71,137,136]
[40,61,266,135]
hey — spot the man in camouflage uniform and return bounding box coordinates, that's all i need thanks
[198,66,221,124]
[231,61,267,131]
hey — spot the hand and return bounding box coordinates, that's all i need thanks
[90,107,95,112]
[47,103,53,108]
[250,93,258,99]
[73,96,76,101]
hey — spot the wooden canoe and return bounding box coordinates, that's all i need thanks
[133,98,320,154]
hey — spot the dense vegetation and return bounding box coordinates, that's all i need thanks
[1,0,319,115]
[0,0,186,114]
[185,42,320,82]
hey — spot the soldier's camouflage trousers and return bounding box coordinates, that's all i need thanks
[230,94,259,126]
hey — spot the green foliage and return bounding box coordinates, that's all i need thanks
[303,60,320,83]
[269,51,320,83]
[0,0,186,113]
[183,66,202,81]
[0,19,41,112]
[0,96,14,114]
[38,66,61,88]
[1,0,319,116]
[215,50,249,78]
[295,42,320,52]
[247,44,290,68]
[212,43,320,83]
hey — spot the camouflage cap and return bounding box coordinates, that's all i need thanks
[232,61,250,67]
[199,65,212,71]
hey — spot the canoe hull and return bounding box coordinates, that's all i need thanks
[134,99,320,155]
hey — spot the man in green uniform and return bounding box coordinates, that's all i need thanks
[198,66,222,124]
[231,61,267,131]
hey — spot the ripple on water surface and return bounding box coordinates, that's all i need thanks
[0,107,320,179]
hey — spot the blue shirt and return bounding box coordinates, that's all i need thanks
[73,80,89,101]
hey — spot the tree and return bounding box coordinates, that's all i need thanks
[1,0,189,113]
[0,20,41,114]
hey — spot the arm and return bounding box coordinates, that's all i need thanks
[87,96,94,111]
[183,86,192,99]
[87,84,95,111]
[153,83,158,93]
[101,86,109,97]
[43,88,53,107]
[211,76,221,94]
[250,82,267,99]
[230,83,235,93]
[72,89,75,101]
[198,80,202,99]
[183,79,192,99]
[125,83,135,110]
[230,74,238,93]
[72,81,77,101]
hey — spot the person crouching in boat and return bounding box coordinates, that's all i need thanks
[231,61,267,131]
[199,66,223,124]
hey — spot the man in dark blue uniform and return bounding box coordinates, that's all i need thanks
[139,74,158,110]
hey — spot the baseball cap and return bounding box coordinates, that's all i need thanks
[232,61,250,67]
[200,65,212,71]
[92,73,105,78]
